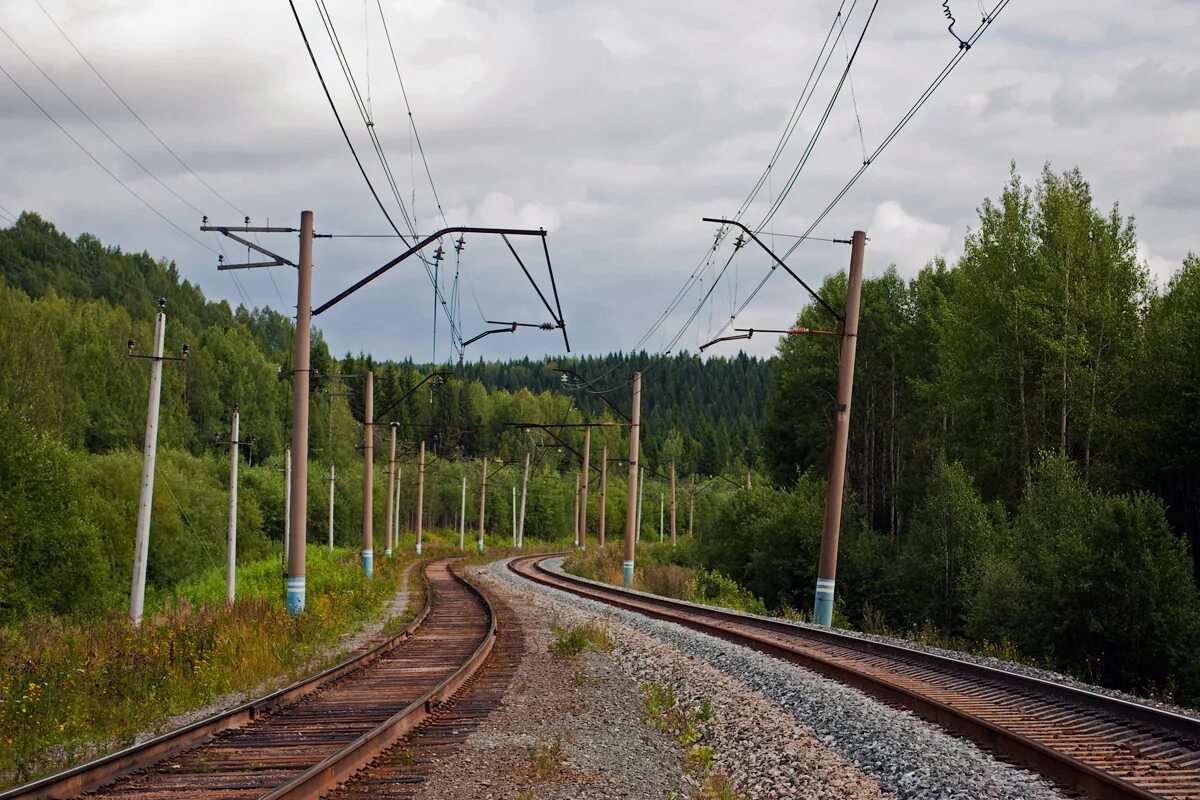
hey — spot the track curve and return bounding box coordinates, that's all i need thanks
[509,552,1200,800]
[3,557,495,800]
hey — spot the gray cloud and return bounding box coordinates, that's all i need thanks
[1,0,1199,362]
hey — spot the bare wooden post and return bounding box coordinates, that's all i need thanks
[477,456,488,553]
[670,459,677,547]
[573,472,581,546]
[416,441,426,554]
[598,446,608,546]
[622,373,641,588]
[579,427,591,548]
[384,422,397,557]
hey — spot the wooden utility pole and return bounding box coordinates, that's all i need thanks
[670,460,677,547]
[814,230,867,627]
[393,465,401,547]
[416,441,426,554]
[459,474,467,550]
[225,407,241,605]
[636,465,645,542]
[128,299,187,626]
[327,464,336,550]
[623,373,641,587]
[579,427,591,548]
[362,371,374,577]
[573,472,581,546]
[598,446,607,546]
[518,452,530,548]
[688,474,695,537]
[384,422,397,558]
[477,456,488,552]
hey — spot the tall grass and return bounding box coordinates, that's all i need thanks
[562,542,766,614]
[0,547,411,786]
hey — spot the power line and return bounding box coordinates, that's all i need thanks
[31,0,245,218]
[294,0,462,355]
[0,59,217,255]
[629,1,863,359]
[712,0,1013,340]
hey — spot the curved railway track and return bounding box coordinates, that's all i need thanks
[2,558,495,800]
[510,553,1200,800]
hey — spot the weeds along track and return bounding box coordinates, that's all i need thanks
[2,558,495,800]
[510,553,1200,800]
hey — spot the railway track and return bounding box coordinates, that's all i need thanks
[510,553,1200,800]
[2,558,496,800]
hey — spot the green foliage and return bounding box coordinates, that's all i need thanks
[548,620,614,658]
[0,549,412,784]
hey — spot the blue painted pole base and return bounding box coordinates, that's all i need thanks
[623,560,635,588]
[362,549,373,578]
[477,539,484,553]
[813,577,835,626]
[385,548,392,558]
[286,576,306,616]
[416,541,422,555]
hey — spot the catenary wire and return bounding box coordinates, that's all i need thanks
[0,60,217,255]
[31,0,245,217]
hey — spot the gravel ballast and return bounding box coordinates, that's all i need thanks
[502,557,1071,800]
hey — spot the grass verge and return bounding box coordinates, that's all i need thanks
[0,546,413,786]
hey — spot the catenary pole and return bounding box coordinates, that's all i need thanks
[598,446,607,547]
[283,448,291,565]
[459,474,467,549]
[670,460,677,547]
[477,456,488,553]
[659,493,664,543]
[518,452,530,548]
[416,441,425,554]
[385,422,397,557]
[225,406,240,605]
[622,372,641,587]
[129,299,167,627]
[512,486,517,546]
[814,229,867,627]
[580,427,591,548]
[287,210,314,616]
[361,371,374,577]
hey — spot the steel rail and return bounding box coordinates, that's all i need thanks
[509,554,1200,800]
[2,558,496,800]
[259,561,497,799]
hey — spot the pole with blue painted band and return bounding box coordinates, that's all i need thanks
[813,230,866,627]
[622,372,641,588]
[287,577,305,616]
[286,211,314,616]
[362,371,374,577]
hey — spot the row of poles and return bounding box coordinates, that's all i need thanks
[126,209,865,631]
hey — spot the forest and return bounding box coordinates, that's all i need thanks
[2,161,1199,704]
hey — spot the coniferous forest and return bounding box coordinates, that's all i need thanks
[2,162,1200,704]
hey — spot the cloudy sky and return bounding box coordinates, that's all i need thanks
[1,0,1197,362]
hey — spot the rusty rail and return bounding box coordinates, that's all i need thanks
[2,558,495,800]
[510,553,1200,800]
